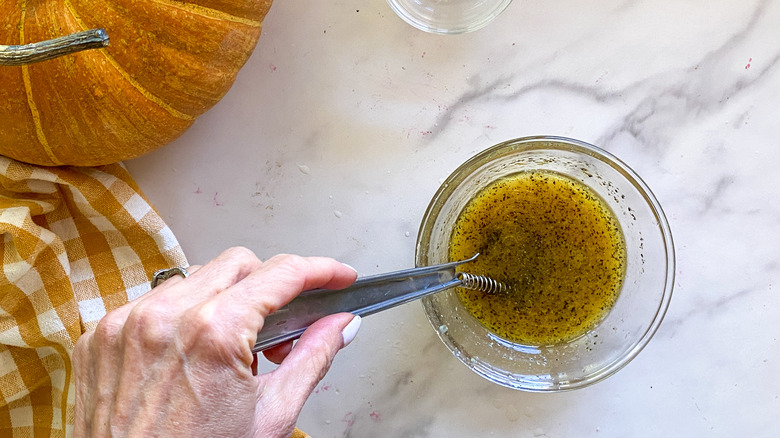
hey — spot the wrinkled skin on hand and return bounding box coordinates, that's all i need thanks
[73,247,359,438]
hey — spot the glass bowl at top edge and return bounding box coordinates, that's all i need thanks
[415,136,675,392]
[386,0,513,35]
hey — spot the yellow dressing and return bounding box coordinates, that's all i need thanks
[449,170,626,345]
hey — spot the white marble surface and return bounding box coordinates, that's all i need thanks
[126,0,780,436]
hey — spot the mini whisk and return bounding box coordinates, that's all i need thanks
[253,253,504,352]
[456,272,506,294]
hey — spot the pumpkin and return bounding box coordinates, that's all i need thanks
[0,0,273,166]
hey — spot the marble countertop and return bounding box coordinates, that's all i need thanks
[126,0,780,436]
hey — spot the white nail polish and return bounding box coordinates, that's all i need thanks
[341,315,361,347]
[342,263,358,274]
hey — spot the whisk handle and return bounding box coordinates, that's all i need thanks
[252,256,478,352]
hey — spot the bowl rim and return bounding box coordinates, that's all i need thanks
[385,0,514,35]
[415,135,675,391]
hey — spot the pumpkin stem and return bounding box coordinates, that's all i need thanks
[0,28,109,66]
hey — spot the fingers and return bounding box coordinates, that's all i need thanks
[243,254,358,314]
[119,247,264,353]
[261,314,361,409]
[151,247,263,307]
[262,341,294,365]
[207,254,357,335]
[170,253,357,370]
[156,251,355,325]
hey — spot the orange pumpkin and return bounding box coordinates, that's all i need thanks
[0,0,273,166]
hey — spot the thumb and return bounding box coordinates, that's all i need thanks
[263,313,361,409]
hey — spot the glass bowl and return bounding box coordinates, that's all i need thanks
[415,136,674,391]
[386,0,513,35]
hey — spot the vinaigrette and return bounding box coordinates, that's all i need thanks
[449,171,626,345]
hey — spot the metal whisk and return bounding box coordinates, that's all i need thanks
[253,253,505,352]
[457,272,506,294]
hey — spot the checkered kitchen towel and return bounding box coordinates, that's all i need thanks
[0,155,187,436]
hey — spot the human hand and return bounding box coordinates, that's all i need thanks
[73,247,361,438]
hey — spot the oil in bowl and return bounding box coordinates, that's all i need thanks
[450,170,626,346]
[416,136,674,391]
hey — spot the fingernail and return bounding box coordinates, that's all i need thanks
[341,315,361,348]
[342,263,357,274]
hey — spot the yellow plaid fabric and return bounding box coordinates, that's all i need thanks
[0,156,187,437]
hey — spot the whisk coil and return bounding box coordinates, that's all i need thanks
[457,272,506,294]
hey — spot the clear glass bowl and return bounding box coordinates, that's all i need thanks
[415,136,675,391]
[386,0,513,35]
